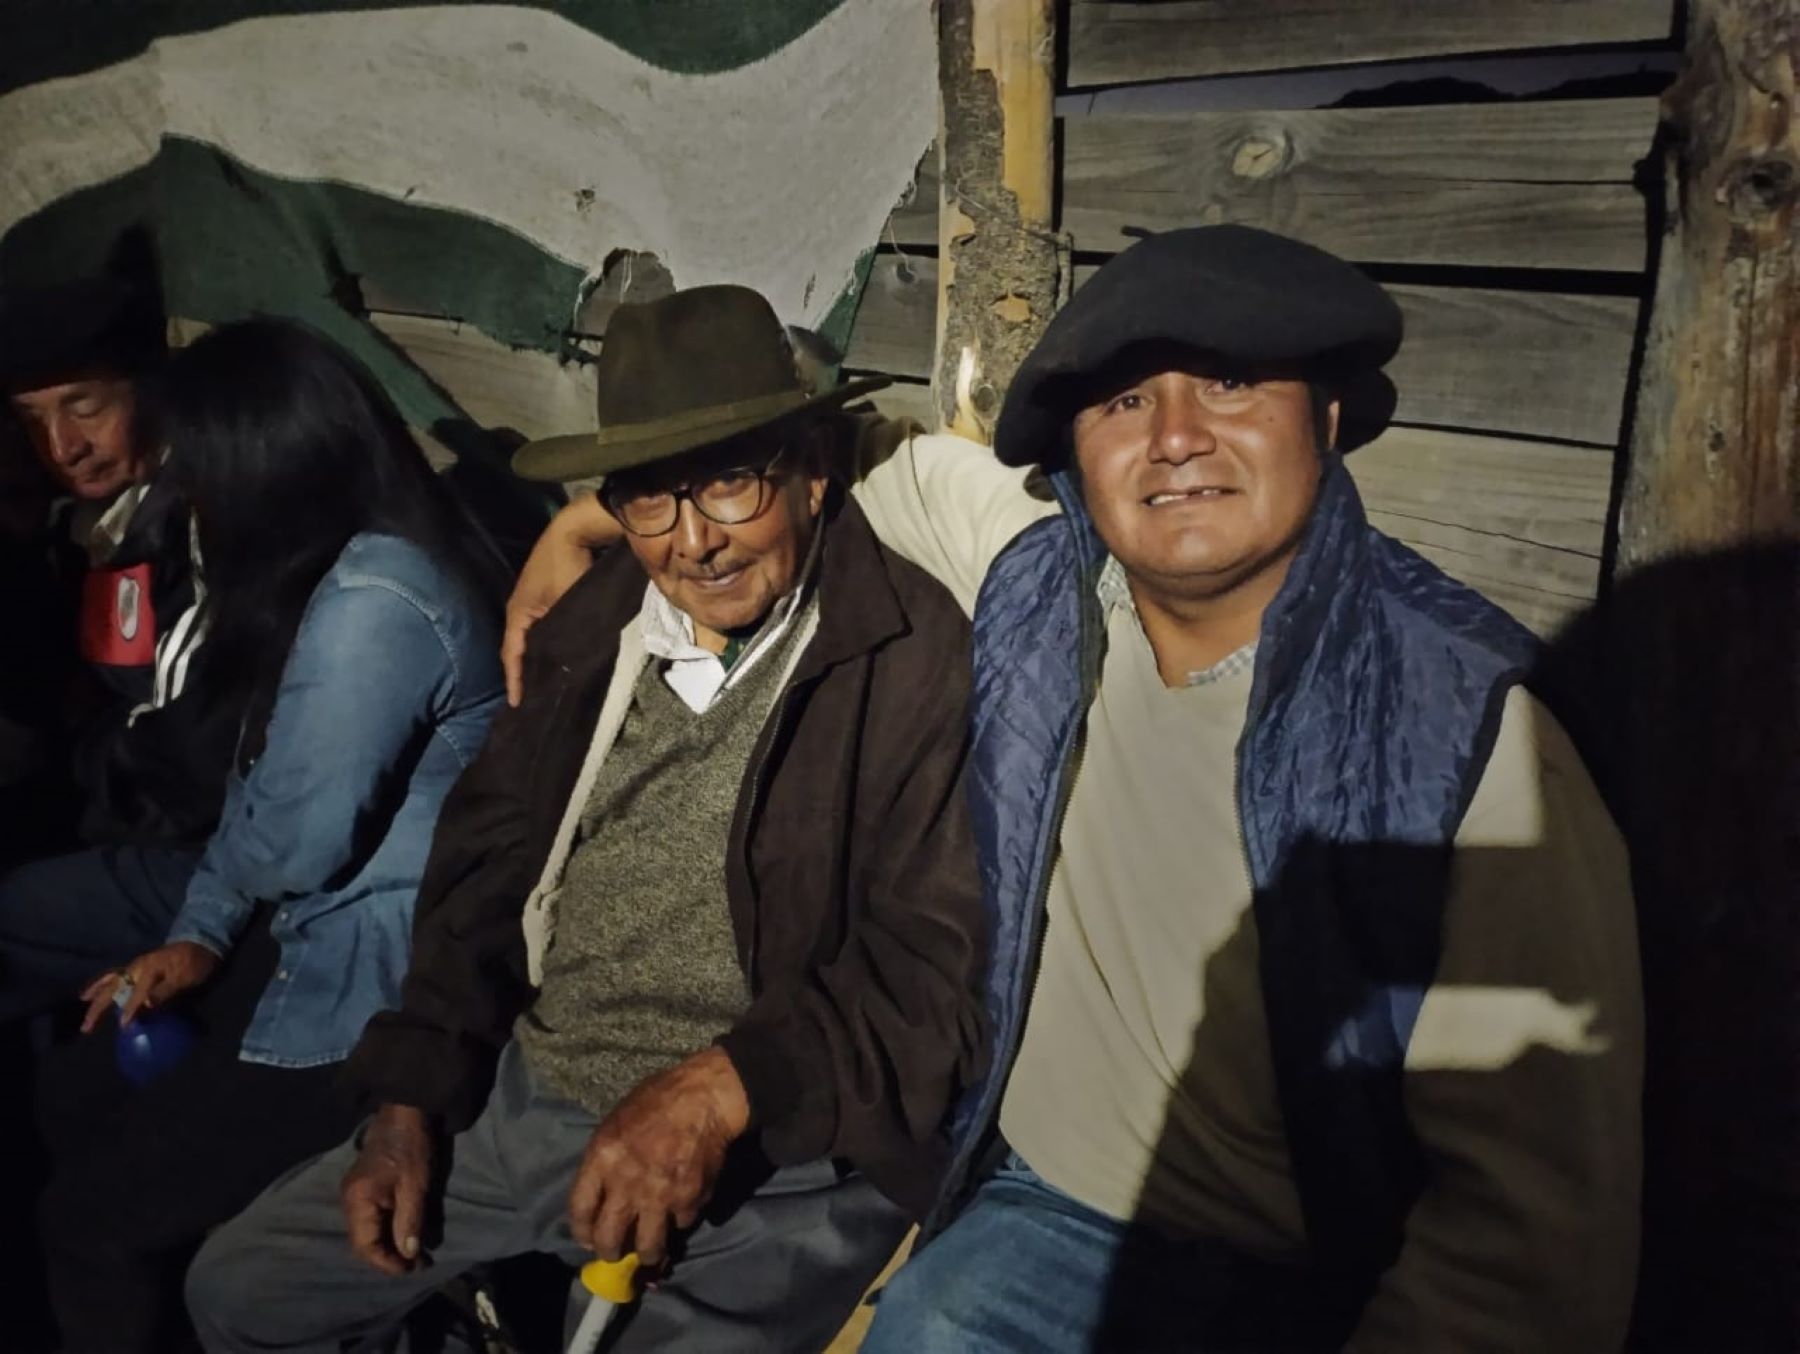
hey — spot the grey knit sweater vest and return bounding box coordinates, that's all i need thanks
[516,604,810,1116]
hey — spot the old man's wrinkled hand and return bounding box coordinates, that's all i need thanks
[341,1104,437,1276]
[566,1046,751,1269]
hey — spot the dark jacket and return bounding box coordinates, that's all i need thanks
[349,491,989,1218]
[56,474,244,848]
[0,529,80,868]
[937,457,1538,1333]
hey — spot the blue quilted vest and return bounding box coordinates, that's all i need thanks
[935,455,1540,1326]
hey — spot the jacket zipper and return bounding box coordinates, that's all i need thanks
[1231,740,1250,883]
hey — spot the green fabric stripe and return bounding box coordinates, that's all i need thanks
[1,136,874,394]
[151,138,588,356]
[1,0,845,97]
[817,246,875,359]
[0,139,558,525]
[1,136,873,509]
[0,137,587,412]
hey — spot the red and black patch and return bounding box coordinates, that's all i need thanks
[80,562,157,667]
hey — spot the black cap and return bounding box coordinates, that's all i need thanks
[0,276,167,392]
[994,225,1403,467]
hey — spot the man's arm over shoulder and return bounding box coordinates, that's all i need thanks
[1349,688,1643,1353]
[717,569,989,1211]
[844,416,1057,618]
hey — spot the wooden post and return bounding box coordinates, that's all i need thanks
[932,0,1062,442]
[1617,0,1798,564]
[1592,4,1798,1349]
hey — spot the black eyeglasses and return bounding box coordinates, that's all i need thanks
[600,450,787,537]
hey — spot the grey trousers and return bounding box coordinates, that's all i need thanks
[186,1042,909,1353]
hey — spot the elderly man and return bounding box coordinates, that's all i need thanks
[509,228,1643,1352]
[186,284,988,1352]
[0,277,236,1012]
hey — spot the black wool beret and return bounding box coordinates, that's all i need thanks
[994,225,1403,467]
[0,276,167,392]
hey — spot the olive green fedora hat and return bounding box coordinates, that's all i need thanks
[512,284,891,482]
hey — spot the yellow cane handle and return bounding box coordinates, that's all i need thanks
[579,1254,641,1305]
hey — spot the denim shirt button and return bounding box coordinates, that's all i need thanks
[277,970,290,980]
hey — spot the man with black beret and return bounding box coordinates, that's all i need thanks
[510,226,1643,1351]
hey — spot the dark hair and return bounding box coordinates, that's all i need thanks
[159,317,508,765]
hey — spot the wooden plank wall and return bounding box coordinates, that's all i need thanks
[845,1,1680,635]
[1064,0,1674,86]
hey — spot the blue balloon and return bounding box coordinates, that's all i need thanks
[114,1006,198,1086]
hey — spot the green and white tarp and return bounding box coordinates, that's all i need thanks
[1,1,935,432]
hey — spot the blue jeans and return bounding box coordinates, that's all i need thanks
[0,844,200,1022]
[864,1153,1334,1354]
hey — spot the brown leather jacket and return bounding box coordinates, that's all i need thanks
[346,491,989,1217]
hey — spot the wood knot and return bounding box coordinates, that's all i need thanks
[990,293,1032,324]
[1723,154,1798,220]
[1230,131,1292,180]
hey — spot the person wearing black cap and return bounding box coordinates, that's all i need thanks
[0,275,172,869]
[509,227,1642,1353]
[187,285,988,1354]
[0,277,244,1019]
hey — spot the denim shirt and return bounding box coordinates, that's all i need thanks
[166,532,502,1068]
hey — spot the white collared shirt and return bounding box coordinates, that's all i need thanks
[636,528,822,714]
[68,480,152,565]
[1096,553,1257,686]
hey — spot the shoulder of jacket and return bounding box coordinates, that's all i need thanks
[333,531,435,581]
[322,534,464,628]
[1365,530,1539,669]
[873,538,973,640]
[528,543,646,658]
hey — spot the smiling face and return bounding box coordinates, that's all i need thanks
[8,372,146,501]
[1071,350,1338,615]
[613,425,830,646]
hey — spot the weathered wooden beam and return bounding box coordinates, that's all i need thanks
[845,253,938,379]
[368,311,595,444]
[1384,283,1639,445]
[849,251,1639,444]
[1061,99,1661,270]
[1617,17,1798,562]
[1347,425,1610,635]
[1067,0,1676,89]
[933,0,1062,441]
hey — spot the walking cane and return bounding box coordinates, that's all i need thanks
[566,1253,640,1354]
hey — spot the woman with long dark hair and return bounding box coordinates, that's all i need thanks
[33,318,507,1352]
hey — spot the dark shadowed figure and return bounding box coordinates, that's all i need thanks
[1540,542,1800,1354]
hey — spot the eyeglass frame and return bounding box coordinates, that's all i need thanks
[598,447,792,537]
